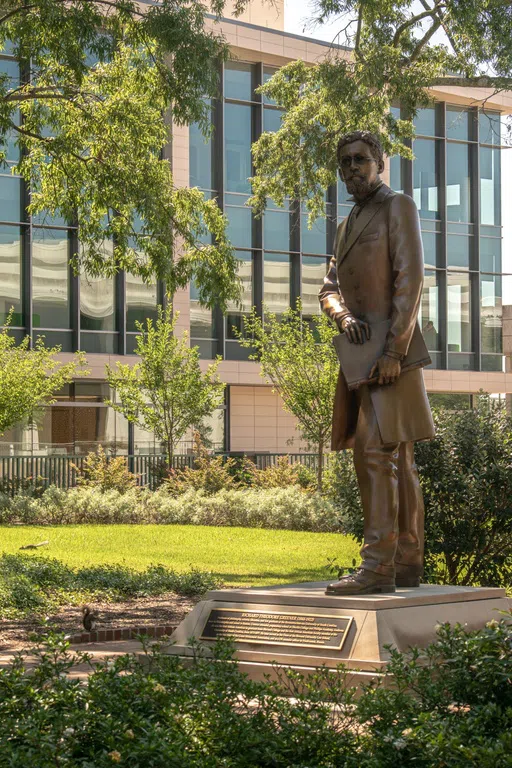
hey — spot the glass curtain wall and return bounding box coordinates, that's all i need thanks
[391,103,508,371]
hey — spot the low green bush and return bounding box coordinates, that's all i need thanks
[0,617,510,767]
[0,485,340,532]
[0,553,219,618]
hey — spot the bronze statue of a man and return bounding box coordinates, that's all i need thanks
[319,131,435,595]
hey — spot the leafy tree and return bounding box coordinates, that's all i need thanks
[106,307,225,465]
[238,303,339,491]
[0,315,87,435]
[0,0,267,309]
[250,0,512,220]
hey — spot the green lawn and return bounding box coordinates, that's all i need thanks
[0,525,359,587]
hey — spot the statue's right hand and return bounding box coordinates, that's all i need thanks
[340,315,371,344]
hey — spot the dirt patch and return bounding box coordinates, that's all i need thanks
[0,594,198,652]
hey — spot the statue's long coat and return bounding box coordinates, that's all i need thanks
[319,183,435,450]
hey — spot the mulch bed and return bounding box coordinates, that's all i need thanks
[0,593,198,652]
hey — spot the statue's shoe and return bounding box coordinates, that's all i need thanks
[325,568,395,595]
[395,566,422,588]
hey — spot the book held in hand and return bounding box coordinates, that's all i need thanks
[332,321,431,390]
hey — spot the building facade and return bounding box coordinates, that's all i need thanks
[1,7,512,456]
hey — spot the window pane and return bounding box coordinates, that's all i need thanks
[263,67,278,105]
[0,225,22,325]
[447,234,470,269]
[225,103,252,194]
[421,230,441,268]
[0,175,22,222]
[480,237,501,274]
[226,250,252,340]
[479,111,501,145]
[264,252,290,318]
[413,139,439,219]
[480,146,501,226]
[80,332,117,353]
[189,102,214,190]
[225,62,253,101]
[414,107,436,137]
[389,155,403,193]
[480,274,502,356]
[264,208,289,252]
[80,243,116,331]
[264,108,283,133]
[447,272,471,352]
[226,205,252,248]
[32,229,70,328]
[446,106,469,141]
[126,274,158,332]
[421,270,440,351]
[447,143,471,222]
[338,178,352,205]
[190,279,213,339]
[302,255,327,318]
[301,214,327,255]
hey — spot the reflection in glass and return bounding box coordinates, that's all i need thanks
[413,139,439,219]
[414,107,436,136]
[0,175,21,222]
[447,234,470,269]
[480,146,501,226]
[80,333,117,354]
[447,272,471,352]
[421,270,440,351]
[264,208,289,252]
[421,230,441,268]
[479,111,501,145]
[447,143,471,222]
[0,225,21,324]
[225,62,253,101]
[389,155,403,193]
[189,102,214,190]
[80,242,116,331]
[32,229,70,328]
[190,279,213,339]
[225,103,252,194]
[126,273,158,332]
[337,178,352,205]
[226,251,253,340]
[226,204,252,248]
[480,237,501,273]
[446,106,469,141]
[264,109,283,133]
[302,256,327,318]
[264,252,290,318]
[480,274,502,355]
[301,213,327,255]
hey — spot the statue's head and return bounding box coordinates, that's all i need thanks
[337,131,385,199]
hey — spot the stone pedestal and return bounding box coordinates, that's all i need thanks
[164,582,509,686]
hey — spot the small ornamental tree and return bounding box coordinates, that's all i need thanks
[0,316,88,436]
[106,307,225,466]
[238,303,339,491]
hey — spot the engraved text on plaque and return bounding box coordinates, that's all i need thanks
[200,608,352,651]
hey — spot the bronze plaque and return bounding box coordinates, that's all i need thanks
[200,608,353,651]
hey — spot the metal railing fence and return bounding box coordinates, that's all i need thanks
[0,452,325,496]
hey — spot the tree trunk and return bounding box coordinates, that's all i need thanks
[317,439,324,493]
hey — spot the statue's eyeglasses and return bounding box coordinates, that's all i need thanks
[339,155,374,167]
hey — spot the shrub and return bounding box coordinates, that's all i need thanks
[73,446,138,494]
[0,484,340,532]
[323,451,363,540]
[0,553,219,618]
[248,455,317,490]
[0,618,511,767]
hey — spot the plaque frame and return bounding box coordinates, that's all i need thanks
[199,607,354,651]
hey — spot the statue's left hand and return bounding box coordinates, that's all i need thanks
[369,354,401,386]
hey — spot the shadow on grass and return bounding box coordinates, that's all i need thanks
[214,567,333,586]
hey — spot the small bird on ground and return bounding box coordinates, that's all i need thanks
[82,605,99,632]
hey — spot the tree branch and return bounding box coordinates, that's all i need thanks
[354,6,363,55]
[409,18,442,64]
[0,0,145,27]
[392,6,443,47]
[418,0,459,55]
[429,75,512,88]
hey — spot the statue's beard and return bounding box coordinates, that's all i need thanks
[345,176,374,198]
